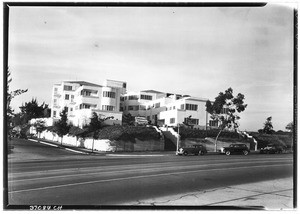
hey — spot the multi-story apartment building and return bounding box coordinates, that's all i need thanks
[122,91,215,129]
[50,79,218,129]
[51,79,126,128]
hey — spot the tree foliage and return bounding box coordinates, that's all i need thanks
[285,121,294,133]
[262,116,275,134]
[206,87,247,151]
[17,98,50,125]
[7,69,28,140]
[122,113,135,126]
[206,88,247,130]
[53,109,71,142]
[32,120,47,138]
[87,112,114,139]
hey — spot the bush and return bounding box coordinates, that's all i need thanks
[96,126,160,142]
[249,132,293,149]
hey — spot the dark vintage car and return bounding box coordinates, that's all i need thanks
[219,143,250,155]
[260,144,284,154]
[177,144,208,156]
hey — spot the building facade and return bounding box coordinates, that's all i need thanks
[122,91,216,129]
[50,80,126,128]
[50,79,218,129]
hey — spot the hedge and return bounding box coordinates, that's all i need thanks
[174,127,240,140]
[249,132,293,149]
[96,126,161,142]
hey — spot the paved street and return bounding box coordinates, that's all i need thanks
[6,138,294,208]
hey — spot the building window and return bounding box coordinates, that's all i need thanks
[173,106,175,109]
[54,99,57,106]
[209,120,218,127]
[184,117,199,125]
[71,95,74,102]
[140,94,152,100]
[63,85,72,91]
[128,95,138,100]
[64,107,68,112]
[170,118,175,124]
[120,107,124,111]
[65,94,70,100]
[181,104,184,110]
[102,105,115,111]
[103,91,116,98]
[81,90,91,97]
[128,105,139,111]
[185,103,198,111]
[53,111,56,117]
[70,108,73,111]
[120,97,125,101]
[54,88,58,92]
[80,104,91,109]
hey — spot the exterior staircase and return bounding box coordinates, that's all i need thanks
[238,130,258,151]
[159,127,179,151]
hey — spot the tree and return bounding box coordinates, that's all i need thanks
[32,120,46,138]
[18,98,50,124]
[183,115,194,129]
[206,87,247,152]
[262,116,274,134]
[7,68,28,141]
[122,113,135,126]
[285,121,294,133]
[53,109,71,145]
[87,112,113,152]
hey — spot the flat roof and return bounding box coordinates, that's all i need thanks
[140,90,165,94]
[64,81,102,87]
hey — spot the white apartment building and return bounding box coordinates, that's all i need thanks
[51,80,126,128]
[122,91,215,129]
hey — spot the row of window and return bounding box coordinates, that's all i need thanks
[169,117,199,125]
[122,94,153,101]
[103,91,116,98]
[61,90,115,100]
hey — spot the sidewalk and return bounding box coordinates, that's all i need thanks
[123,177,294,210]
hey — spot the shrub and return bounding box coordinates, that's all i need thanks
[249,132,293,149]
[174,127,240,140]
[96,126,160,142]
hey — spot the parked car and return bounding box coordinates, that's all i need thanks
[260,144,284,154]
[219,143,250,155]
[177,144,207,156]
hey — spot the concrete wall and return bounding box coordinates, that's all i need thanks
[36,129,164,152]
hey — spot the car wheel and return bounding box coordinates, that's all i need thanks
[225,150,231,155]
[199,151,205,155]
[243,150,249,155]
[183,151,188,156]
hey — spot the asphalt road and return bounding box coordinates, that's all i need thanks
[6,138,294,207]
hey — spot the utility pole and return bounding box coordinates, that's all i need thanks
[176,123,180,155]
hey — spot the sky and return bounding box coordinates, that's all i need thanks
[7,3,295,132]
